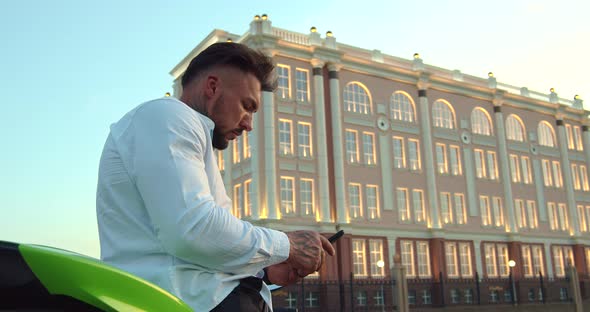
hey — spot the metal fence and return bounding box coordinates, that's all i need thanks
[271,273,575,311]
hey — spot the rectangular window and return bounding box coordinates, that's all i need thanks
[233,137,241,164]
[480,196,491,226]
[297,122,312,158]
[532,246,545,276]
[586,248,590,277]
[280,177,295,214]
[454,193,466,225]
[398,188,410,222]
[440,192,453,224]
[521,156,532,184]
[515,199,526,229]
[450,145,462,175]
[408,139,421,171]
[574,126,583,151]
[566,124,575,150]
[548,202,559,230]
[348,183,362,218]
[392,137,405,168]
[492,197,504,227]
[417,241,431,278]
[345,129,359,163]
[366,185,379,219]
[522,246,533,277]
[363,132,376,165]
[487,151,499,180]
[580,165,589,191]
[243,131,251,159]
[542,159,553,187]
[370,240,384,277]
[244,180,252,217]
[497,244,509,277]
[484,243,498,277]
[401,240,415,277]
[527,200,538,229]
[572,164,581,190]
[233,184,242,218]
[510,154,521,183]
[446,243,459,277]
[553,246,575,277]
[295,68,309,102]
[558,203,569,231]
[352,239,367,276]
[277,65,290,99]
[436,143,448,174]
[578,205,587,232]
[459,243,473,277]
[300,179,314,216]
[412,189,425,223]
[474,149,486,179]
[216,150,224,171]
[553,161,563,188]
[279,119,293,155]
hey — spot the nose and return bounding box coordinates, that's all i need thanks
[240,113,253,132]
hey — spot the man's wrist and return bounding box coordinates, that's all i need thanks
[263,267,272,284]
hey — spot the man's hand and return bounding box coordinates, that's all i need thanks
[265,262,300,286]
[285,231,336,277]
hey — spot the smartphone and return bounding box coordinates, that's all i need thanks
[328,230,344,243]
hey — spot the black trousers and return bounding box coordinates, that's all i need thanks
[210,277,269,312]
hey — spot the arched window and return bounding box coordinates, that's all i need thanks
[471,108,493,136]
[432,100,456,129]
[506,114,526,142]
[390,91,416,123]
[538,121,556,147]
[343,82,371,114]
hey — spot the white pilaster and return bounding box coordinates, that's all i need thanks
[263,90,278,219]
[556,120,580,236]
[250,112,260,220]
[328,63,347,223]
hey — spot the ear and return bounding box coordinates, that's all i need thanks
[204,75,220,99]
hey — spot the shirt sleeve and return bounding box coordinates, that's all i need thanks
[115,101,289,275]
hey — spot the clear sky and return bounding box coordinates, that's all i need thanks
[1,0,588,258]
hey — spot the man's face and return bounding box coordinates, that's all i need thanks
[208,69,261,150]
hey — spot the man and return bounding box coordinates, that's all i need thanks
[96,42,335,311]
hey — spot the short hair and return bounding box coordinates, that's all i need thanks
[181,42,277,92]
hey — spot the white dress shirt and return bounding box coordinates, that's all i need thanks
[96,97,289,311]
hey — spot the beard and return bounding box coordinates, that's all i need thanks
[212,127,229,150]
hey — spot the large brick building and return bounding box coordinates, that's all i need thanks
[170,15,589,310]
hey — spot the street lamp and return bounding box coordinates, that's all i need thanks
[377,260,385,312]
[508,260,517,305]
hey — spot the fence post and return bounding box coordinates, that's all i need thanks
[300,278,305,312]
[539,272,545,304]
[566,265,583,312]
[439,271,445,307]
[349,272,354,312]
[475,271,481,305]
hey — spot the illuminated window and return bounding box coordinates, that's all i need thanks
[370,240,385,277]
[352,239,367,276]
[497,244,509,277]
[276,65,290,99]
[577,205,587,232]
[585,248,590,276]
[484,243,498,277]
[233,137,241,164]
[552,161,563,188]
[446,242,473,278]
[362,132,376,165]
[417,241,432,278]
[279,119,293,155]
[532,246,545,276]
[483,243,509,278]
[527,200,538,229]
[243,131,251,159]
[397,188,409,222]
[553,246,574,277]
[474,149,486,179]
[509,154,521,183]
[400,240,415,277]
[548,202,559,230]
[295,68,309,102]
[392,137,405,169]
[581,165,590,191]
[412,189,425,224]
[558,203,569,231]
[432,100,455,129]
[450,145,462,175]
[542,159,553,187]
[521,157,532,184]
[345,129,359,163]
[446,243,459,277]
[348,183,362,218]
[487,151,499,180]
[233,184,242,218]
[436,143,448,174]
[280,177,295,214]
[506,114,526,142]
[454,193,466,225]
[515,199,527,229]
[297,122,312,158]
[566,124,575,149]
[471,108,493,136]
[492,197,505,227]
[343,82,371,114]
[538,122,556,147]
[572,164,581,190]
[522,246,533,277]
[216,150,224,171]
[390,91,415,122]
[244,180,252,217]
[574,126,583,151]
[480,196,491,226]
[459,243,473,277]
[366,185,380,219]
[440,192,453,224]
[408,139,421,171]
[300,179,314,216]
